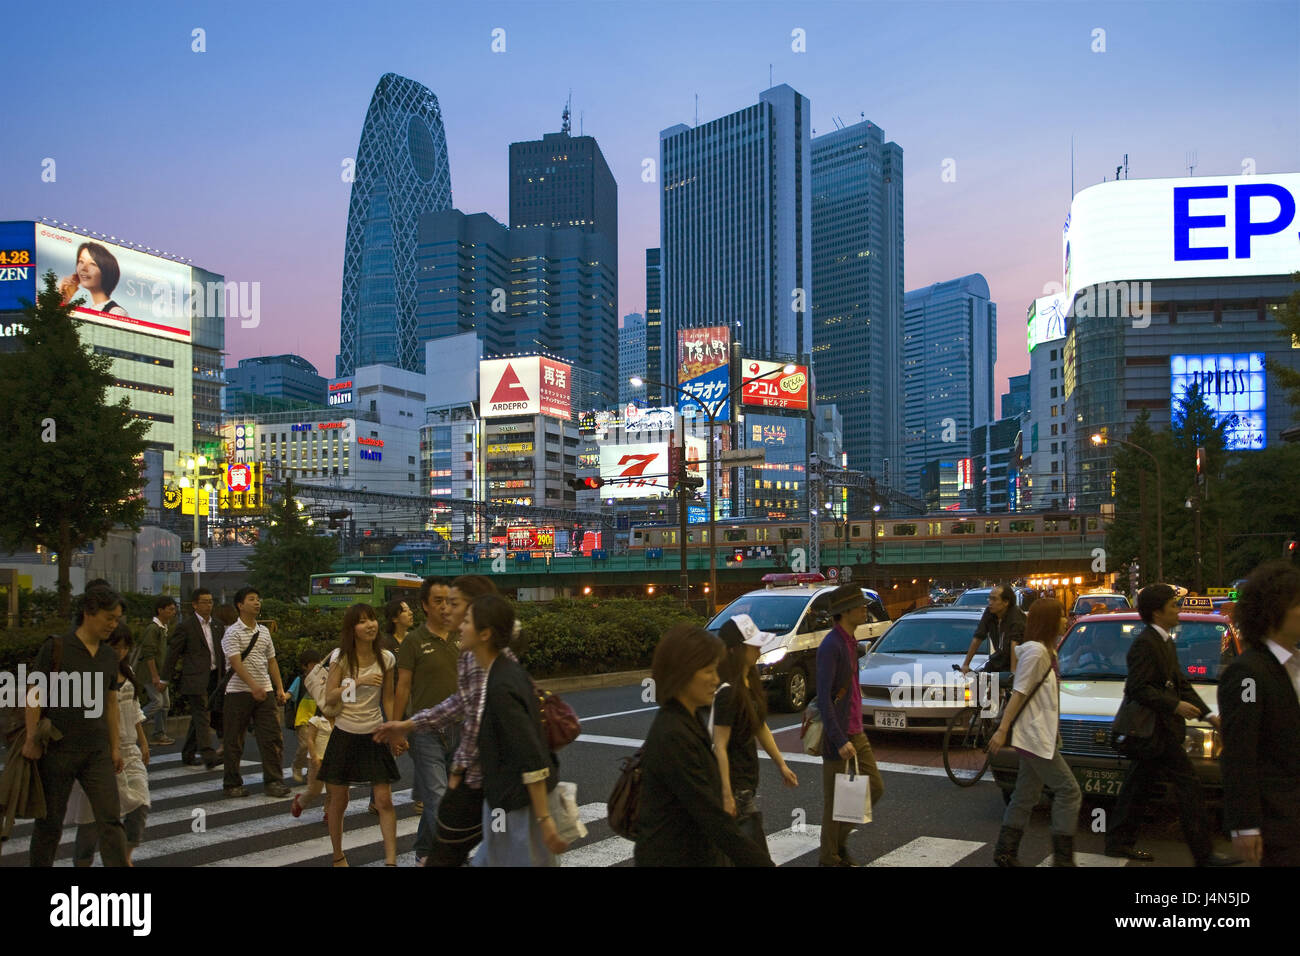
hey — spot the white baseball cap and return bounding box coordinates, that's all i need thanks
[719,613,774,649]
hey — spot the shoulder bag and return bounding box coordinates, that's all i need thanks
[305,649,342,719]
[532,680,580,751]
[208,629,262,716]
[1004,650,1054,748]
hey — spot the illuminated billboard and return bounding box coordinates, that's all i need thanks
[0,221,36,311]
[677,326,730,419]
[744,413,806,519]
[1170,353,1267,450]
[599,438,706,500]
[1062,174,1300,310]
[740,359,809,410]
[479,356,572,419]
[35,224,193,342]
[1027,294,1068,353]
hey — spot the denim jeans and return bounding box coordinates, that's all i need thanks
[141,682,170,738]
[411,727,459,857]
[1002,743,1082,836]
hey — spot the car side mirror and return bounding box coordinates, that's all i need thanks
[857,642,868,659]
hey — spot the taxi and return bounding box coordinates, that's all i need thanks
[990,597,1236,804]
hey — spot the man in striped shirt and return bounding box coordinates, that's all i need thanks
[220,588,291,799]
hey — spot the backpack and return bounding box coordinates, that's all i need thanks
[2,636,64,746]
[607,748,645,840]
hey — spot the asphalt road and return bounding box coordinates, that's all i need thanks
[0,682,1230,867]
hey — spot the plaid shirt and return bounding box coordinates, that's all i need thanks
[409,647,516,789]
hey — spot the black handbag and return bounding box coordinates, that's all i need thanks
[1110,695,1162,759]
[208,630,262,716]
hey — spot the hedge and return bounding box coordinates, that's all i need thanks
[0,594,706,682]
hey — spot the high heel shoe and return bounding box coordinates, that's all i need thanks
[291,794,304,818]
[333,854,348,867]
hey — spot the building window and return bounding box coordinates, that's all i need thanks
[1050,368,1058,380]
[1050,387,1057,398]
[1051,424,1058,436]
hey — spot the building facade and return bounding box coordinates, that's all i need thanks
[659,85,813,387]
[509,127,618,264]
[645,248,664,406]
[810,119,904,489]
[337,73,453,376]
[618,313,647,405]
[902,274,997,501]
[226,354,326,414]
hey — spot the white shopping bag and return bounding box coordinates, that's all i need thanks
[550,781,588,845]
[832,754,872,824]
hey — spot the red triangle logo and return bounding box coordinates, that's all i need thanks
[490,363,530,404]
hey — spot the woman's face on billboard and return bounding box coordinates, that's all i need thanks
[76,248,103,292]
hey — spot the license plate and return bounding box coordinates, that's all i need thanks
[875,710,907,729]
[1076,766,1125,796]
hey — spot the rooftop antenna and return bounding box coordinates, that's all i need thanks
[1187,150,1197,177]
[769,64,773,88]
[561,92,571,135]
[580,110,584,136]
[1123,153,1129,180]
[694,93,699,127]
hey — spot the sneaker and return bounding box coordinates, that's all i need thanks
[264,781,292,798]
[223,786,248,798]
[151,734,176,746]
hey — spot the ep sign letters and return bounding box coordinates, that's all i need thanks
[1174,182,1296,261]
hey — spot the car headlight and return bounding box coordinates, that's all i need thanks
[1183,726,1221,760]
[757,647,787,667]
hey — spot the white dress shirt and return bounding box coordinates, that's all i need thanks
[197,613,217,670]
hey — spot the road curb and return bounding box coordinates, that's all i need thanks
[537,669,651,694]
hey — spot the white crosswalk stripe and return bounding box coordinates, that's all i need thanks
[868,836,986,867]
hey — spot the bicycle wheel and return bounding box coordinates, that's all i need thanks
[943,708,992,786]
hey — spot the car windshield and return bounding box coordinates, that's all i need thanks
[953,590,991,607]
[707,595,810,636]
[1058,619,1227,682]
[1071,595,1129,614]
[871,617,984,655]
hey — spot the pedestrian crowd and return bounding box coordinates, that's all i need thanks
[5,559,1299,867]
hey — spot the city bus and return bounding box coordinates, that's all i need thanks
[307,571,424,609]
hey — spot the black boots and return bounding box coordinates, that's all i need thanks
[994,826,1023,867]
[1052,834,1077,866]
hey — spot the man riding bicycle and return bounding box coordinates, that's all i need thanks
[959,585,1026,677]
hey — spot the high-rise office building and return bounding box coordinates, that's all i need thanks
[225,354,326,413]
[811,119,904,489]
[337,73,453,377]
[903,274,997,500]
[645,248,663,406]
[416,208,615,411]
[618,313,646,406]
[509,122,618,264]
[1002,373,1030,419]
[660,85,812,381]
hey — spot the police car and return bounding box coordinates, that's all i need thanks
[706,573,892,712]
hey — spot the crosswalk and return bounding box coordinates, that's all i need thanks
[0,748,1134,866]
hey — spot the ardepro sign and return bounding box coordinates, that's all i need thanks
[1063,173,1300,307]
[479,357,571,419]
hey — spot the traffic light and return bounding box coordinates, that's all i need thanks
[727,549,745,566]
[1196,446,1206,481]
[1287,539,1298,558]
[678,473,704,491]
[566,476,605,491]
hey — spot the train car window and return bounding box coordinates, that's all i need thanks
[951,522,976,534]
[851,525,861,537]
[928,522,943,535]
[1069,518,1080,532]
[780,527,803,540]
[891,524,917,536]
[664,531,676,544]
[724,529,747,542]
[1010,520,1036,533]
[985,521,1000,533]
[633,531,644,541]
[1086,517,1099,531]
[755,527,769,541]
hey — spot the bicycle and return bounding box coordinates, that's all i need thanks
[942,664,1010,787]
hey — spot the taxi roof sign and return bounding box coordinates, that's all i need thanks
[1206,587,1234,597]
[1180,596,1213,612]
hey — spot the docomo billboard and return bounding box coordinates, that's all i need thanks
[677,325,730,419]
[599,438,706,499]
[1062,173,1300,310]
[479,357,572,419]
[741,359,809,410]
[35,224,192,342]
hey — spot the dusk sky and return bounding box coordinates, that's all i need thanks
[3,0,1297,401]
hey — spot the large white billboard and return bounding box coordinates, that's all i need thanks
[479,356,571,419]
[35,224,193,342]
[1062,173,1300,310]
[598,438,706,499]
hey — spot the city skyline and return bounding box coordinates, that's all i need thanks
[2,1,1296,403]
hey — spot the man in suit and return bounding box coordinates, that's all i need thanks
[1105,583,1236,865]
[1221,562,1300,866]
[162,588,224,769]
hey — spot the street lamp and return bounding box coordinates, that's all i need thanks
[630,363,796,610]
[1092,432,1163,583]
[177,454,220,590]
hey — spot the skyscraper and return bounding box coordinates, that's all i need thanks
[337,73,452,377]
[618,313,646,405]
[645,248,663,405]
[811,119,904,488]
[902,274,997,500]
[660,85,813,382]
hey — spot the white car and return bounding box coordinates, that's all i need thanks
[707,576,893,712]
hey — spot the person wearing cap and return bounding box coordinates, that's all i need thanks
[712,614,799,859]
[815,585,885,867]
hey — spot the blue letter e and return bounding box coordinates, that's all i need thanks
[1174,185,1229,260]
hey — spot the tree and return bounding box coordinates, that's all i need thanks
[1103,410,1164,587]
[0,272,150,617]
[1264,271,1300,420]
[1166,382,1228,588]
[242,476,338,602]
[1219,443,1300,578]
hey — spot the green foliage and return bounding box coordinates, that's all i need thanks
[1218,443,1300,578]
[1264,272,1300,421]
[0,272,151,617]
[242,476,338,602]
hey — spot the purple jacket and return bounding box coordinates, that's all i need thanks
[816,624,859,755]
